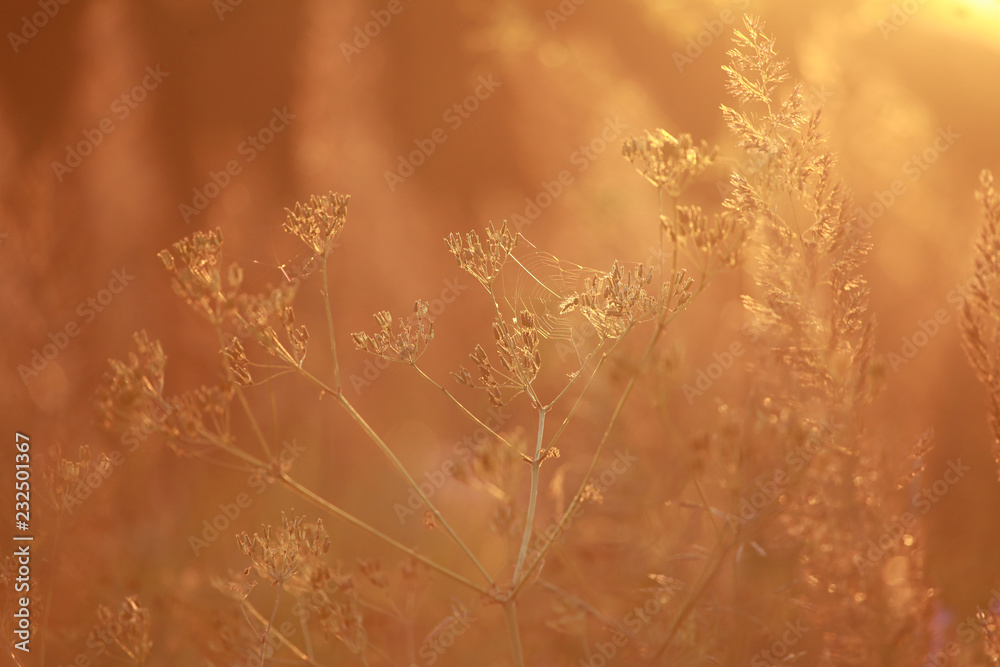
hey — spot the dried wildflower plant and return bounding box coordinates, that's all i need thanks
[674,204,746,274]
[100,169,718,663]
[961,169,1000,480]
[40,443,111,513]
[237,514,330,586]
[93,596,152,666]
[157,228,232,322]
[98,330,236,456]
[87,14,985,667]
[233,283,309,367]
[352,300,435,364]
[284,191,350,258]
[445,220,518,289]
[558,261,657,338]
[622,129,717,197]
[720,17,880,419]
[644,15,931,667]
[96,45,735,665]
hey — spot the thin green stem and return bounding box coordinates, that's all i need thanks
[658,185,666,313]
[544,336,625,455]
[259,581,283,666]
[291,367,493,585]
[322,255,341,391]
[242,597,320,665]
[413,365,527,461]
[37,510,62,666]
[278,473,487,595]
[650,536,732,660]
[235,387,273,460]
[214,322,272,459]
[337,391,493,584]
[513,282,708,597]
[513,408,546,583]
[503,600,526,667]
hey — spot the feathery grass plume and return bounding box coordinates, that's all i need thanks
[722,15,879,408]
[284,191,350,258]
[352,299,435,363]
[960,169,1000,480]
[706,15,930,666]
[94,596,152,666]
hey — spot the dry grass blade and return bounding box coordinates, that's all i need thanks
[961,169,1000,480]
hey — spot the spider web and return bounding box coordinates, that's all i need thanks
[500,243,607,362]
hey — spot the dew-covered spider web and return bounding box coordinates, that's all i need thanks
[499,241,617,364]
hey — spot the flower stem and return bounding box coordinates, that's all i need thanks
[296,366,493,585]
[503,600,526,667]
[278,473,488,595]
[513,407,546,583]
[322,256,341,392]
[413,365,527,461]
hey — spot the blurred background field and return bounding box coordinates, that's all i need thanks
[3,0,1000,664]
